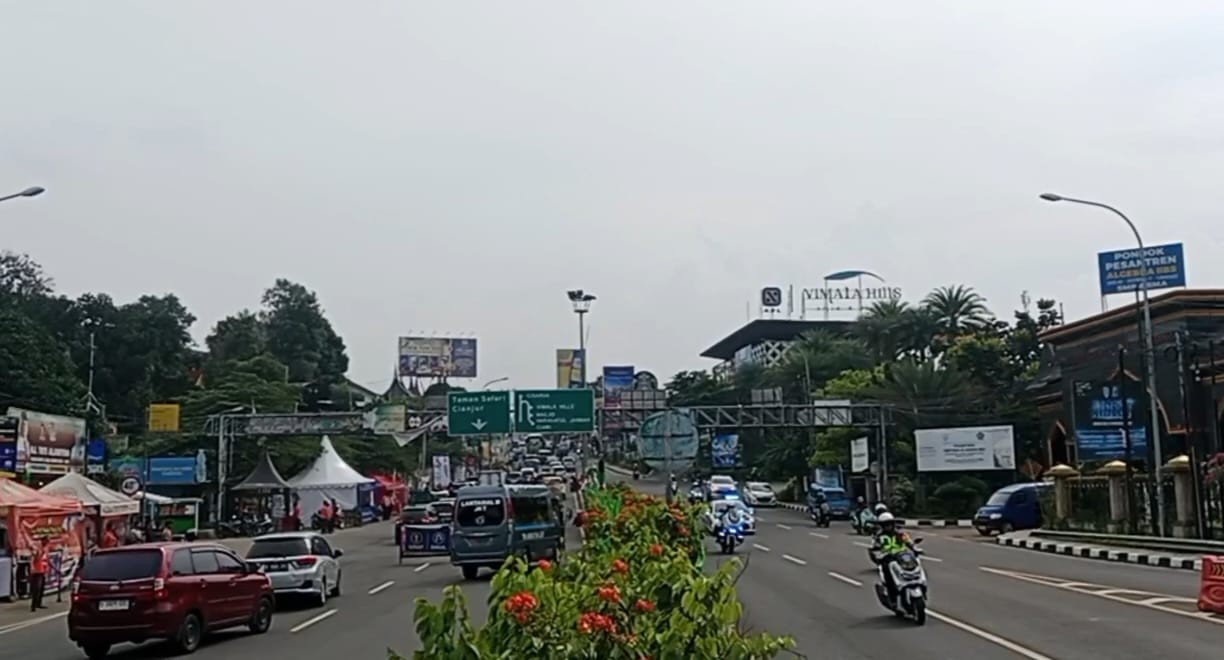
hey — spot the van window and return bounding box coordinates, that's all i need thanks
[82,550,163,581]
[457,498,505,527]
[214,551,245,574]
[170,549,194,576]
[511,494,552,525]
[190,550,220,574]
[986,488,1017,506]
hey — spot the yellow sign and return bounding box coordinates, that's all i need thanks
[556,349,585,389]
[148,403,181,432]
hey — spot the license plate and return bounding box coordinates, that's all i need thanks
[521,531,544,541]
[266,563,287,572]
[98,600,130,612]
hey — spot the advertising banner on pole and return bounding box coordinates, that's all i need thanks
[914,425,1016,472]
[1097,242,1186,296]
[850,436,869,473]
[398,337,478,378]
[711,433,740,469]
[1072,380,1147,461]
[601,366,634,407]
[555,349,585,388]
[431,455,452,489]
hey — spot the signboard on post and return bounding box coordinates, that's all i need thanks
[711,433,740,468]
[555,349,585,389]
[602,366,634,407]
[7,407,87,475]
[446,391,512,436]
[850,436,869,473]
[1072,380,1147,461]
[398,337,478,378]
[1097,243,1186,296]
[0,418,17,478]
[515,389,596,434]
[915,426,1016,472]
[147,403,181,432]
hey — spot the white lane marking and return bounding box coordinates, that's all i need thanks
[290,608,339,633]
[413,562,432,573]
[368,580,395,595]
[922,555,944,562]
[853,541,873,549]
[979,566,1218,626]
[752,543,772,552]
[827,571,862,587]
[0,610,68,635]
[776,523,793,530]
[927,609,1055,659]
[809,531,829,539]
[782,554,807,566]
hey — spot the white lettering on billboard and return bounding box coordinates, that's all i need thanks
[914,425,1015,472]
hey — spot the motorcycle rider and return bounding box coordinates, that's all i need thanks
[808,487,829,523]
[874,512,916,604]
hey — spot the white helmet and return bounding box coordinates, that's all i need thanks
[873,503,889,514]
[877,512,895,523]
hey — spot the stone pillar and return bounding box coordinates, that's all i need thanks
[1164,454,1194,538]
[1097,460,1128,535]
[1046,464,1078,525]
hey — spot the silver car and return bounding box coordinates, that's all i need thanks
[744,482,778,507]
[245,532,343,607]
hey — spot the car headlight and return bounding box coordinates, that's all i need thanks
[989,513,1002,520]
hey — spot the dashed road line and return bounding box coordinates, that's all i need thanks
[927,609,1055,659]
[853,541,873,549]
[782,554,807,566]
[368,580,395,595]
[776,523,793,530]
[827,571,863,587]
[752,543,772,552]
[922,555,944,562]
[413,562,432,573]
[809,531,829,539]
[0,611,68,635]
[290,608,339,633]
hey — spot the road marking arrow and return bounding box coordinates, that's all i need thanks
[472,419,488,431]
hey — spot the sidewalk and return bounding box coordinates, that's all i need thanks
[776,502,972,527]
[997,530,1204,571]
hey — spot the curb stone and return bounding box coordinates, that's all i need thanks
[777,502,972,527]
[996,533,1203,571]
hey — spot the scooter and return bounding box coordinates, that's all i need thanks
[873,540,928,625]
[852,509,877,536]
[715,515,747,554]
[809,502,831,527]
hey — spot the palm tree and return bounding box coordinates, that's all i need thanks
[769,330,873,399]
[870,359,977,419]
[857,300,909,362]
[922,285,991,337]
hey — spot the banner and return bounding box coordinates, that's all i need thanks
[85,439,107,475]
[602,366,635,408]
[364,403,406,434]
[1072,380,1148,462]
[915,425,1016,472]
[556,349,586,389]
[147,456,199,485]
[147,403,181,432]
[398,337,478,378]
[711,433,740,469]
[431,455,452,489]
[0,417,17,478]
[1097,243,1186,296]
[237,413,366,436]
[850,436,869,473]
[7,407,87,475]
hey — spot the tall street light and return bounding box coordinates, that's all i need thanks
[482,376,510,390]
[567,289,596,386]
[0,186,45,204]
[1039,192,1167,535]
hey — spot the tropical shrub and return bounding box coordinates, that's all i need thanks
[398,484,794,659]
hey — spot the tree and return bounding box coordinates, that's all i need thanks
[206,311,266,363]
[665,370,730,406]
[0,251,54,301]
[768,330,873,399]
[922,285,991,337]
[0,308,83,411]
[857,300,910,362]
[260,279,349,383]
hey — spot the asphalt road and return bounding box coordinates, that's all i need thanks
[12,481,1221,659]
[628,475,1224,659]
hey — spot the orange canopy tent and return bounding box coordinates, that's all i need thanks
[0,477,84,559]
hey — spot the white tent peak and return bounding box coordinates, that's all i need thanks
[287,436,374,489]
[41,472,141,517]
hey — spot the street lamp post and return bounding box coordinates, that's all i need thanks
[0,186,45,203]
[1039,192,1167,535]
[566,290,597,386]
[482,377,510,390]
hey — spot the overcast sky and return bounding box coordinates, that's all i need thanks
[4,2,1224,391]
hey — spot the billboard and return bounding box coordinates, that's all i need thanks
[556,349,585,389]
[711,433,740,469]
[363,403,406,434]
[850,436,869,473]
[0,418,17,478]
[431,455,452,489]
[914,425,1016,472]
[1097,243,1186,296]
[147,456,200,485]
[147,403,181,432]
[1072,380,1147,461]
[398,337,478,378]
[8,407,87,475]
[602,366,634,408]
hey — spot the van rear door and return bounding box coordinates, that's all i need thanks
[509,492,562,561]
[451,496,509,562]
[76,549,167,628]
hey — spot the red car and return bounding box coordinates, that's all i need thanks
[69,542,274,658]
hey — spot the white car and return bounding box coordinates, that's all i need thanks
[245,532,343,607]
[744,482,777,507]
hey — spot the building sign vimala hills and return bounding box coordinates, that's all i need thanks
[760,270,903,319]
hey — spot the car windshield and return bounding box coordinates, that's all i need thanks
[749,483,772,492]
[456,498,506,527]
[433,501,455,517]
[81,550,163,581]
[987,489,1017,506]
[248,538,310,559]
[511,493,553,524]
[402,507,433,523]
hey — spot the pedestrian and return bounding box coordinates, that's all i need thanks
[159,522,174,542]
[29,541,49,611]
[319,501,332,534]
[330,499,341,532]
[100,523,119,549]
[292,497,303,532]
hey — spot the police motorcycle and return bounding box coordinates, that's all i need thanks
[808,491,831,528]
[871,515,928,625]
[853,502,884,536]
[688,480,706,504]
[713,506,748,554]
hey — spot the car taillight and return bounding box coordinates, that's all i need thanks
[294,557,318,568]
[153,577,167,599]
[71,579,83,602]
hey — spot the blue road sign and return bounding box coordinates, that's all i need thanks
[1097,243,1186,296]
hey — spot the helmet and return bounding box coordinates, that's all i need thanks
[877,511,897,531]
[873,503,889,514]
[856,496,865,504]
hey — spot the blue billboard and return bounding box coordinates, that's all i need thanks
[1097,243,1185,296]
[1072,380,1148,462]
[711,433,740,469]
[147,456,199,485]
[602,366,635,408]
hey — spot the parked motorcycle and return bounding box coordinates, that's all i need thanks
[873,540,927,625]
[715,513,747,554]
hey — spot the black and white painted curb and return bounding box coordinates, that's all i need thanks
[997,534,1203,571]
[777,502,972,527]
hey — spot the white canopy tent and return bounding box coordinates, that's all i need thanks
[40,472,140,517]
[287,436,375,514]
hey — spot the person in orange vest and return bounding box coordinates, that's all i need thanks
[292,497,303,531]
[100,524,120,549]
[29,541,50,611]
[319,500,333,534]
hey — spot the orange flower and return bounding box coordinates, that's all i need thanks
[597,584,622,603]
[634,598,655,612]
[611,558,629,574]
[578,612,616,634]
[649,543,664,557]
[537,559,553,572]
[677,525,690,537]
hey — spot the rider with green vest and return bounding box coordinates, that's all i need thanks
[874,512,915,603]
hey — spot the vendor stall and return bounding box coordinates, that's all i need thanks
[0,478,84,600]
[232,450,293,530]
[287,436,374,526]
[40,472,139,544]
[137,492,203,537]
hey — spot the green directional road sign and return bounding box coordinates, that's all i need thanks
[515,389,595,434]
[447,391,512,436]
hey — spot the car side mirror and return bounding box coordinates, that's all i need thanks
[333,548,344,558]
